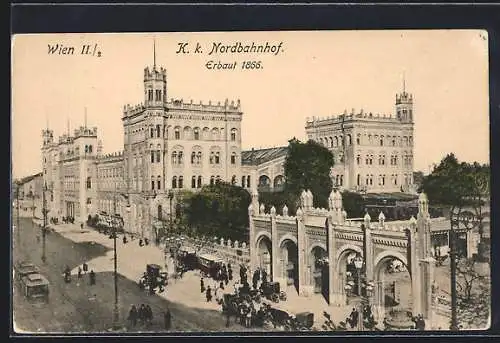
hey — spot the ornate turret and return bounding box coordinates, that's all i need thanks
[395,74,413,122]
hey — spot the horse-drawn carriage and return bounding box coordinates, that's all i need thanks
[138,263,167,295]
[261,281,286,303]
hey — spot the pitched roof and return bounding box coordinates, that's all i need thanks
[18,172,43,185]
[241,146,288,166]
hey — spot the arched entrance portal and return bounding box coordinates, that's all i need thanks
[256,235,272,277]
[311,246,329,302]
[281,239,299,293]
[373,255,412,325]
[335,246,364,301]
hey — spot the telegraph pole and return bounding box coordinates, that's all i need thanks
[112,182,120,330]
[41,182,47,263]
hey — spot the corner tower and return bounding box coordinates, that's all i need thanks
[144,41,167,108]
[395,76,413,123]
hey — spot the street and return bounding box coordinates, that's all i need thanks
[12,216,251,333]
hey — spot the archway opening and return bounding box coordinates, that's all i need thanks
[311,246,329,302]
[337,249,363,299]
[257,235,272,278]
[374,255,412,327]
[281,239,299,294]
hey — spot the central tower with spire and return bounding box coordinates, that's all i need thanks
[144,39,167,108]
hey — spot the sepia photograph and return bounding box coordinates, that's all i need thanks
[11,30,491,333]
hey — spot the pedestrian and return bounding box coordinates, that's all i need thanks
[200,277,205,293]
[89,270,96,285]
[128,305,138,327]
[164,308,172,330]
[138,304,146,325]
[83,262,88,274]
[146,304,153,326]
[77,266,82,279]
[206,286,212,302]
[123,236,128,244]
[81,223,84,230]
[219,281,225,291]
[228,267,233,281]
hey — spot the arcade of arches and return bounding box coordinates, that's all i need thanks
[249,189,435,320]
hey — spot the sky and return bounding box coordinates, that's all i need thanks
[12,30,489,179]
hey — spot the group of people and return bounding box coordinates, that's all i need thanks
[62,216,75,224]
[49,217,59,225]
[411,313,426,330]
[127,304,154,328]
[64,263,95,285]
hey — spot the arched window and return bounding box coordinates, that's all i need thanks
[171,151,177,165]
[151,151,155,163]
[157,176,161,190]
[347,134,352,145]
[231,128,237,141]
[197,176,202,188]
[156,150,161,163]
[231,152,236,164]
[150,127,154,138]
[357,174,361,186]
[215,152,220,164]
[156,125,161,138]
[86,177,92,189]
[247,175,251,188]
[172,176,177,189]
[356,155,361,165]
[380,135,384,146]
[197,151,202,164]
[242,176,246,187]
[210,176,215,186]
[191,176,196,188]
[179,176,184,189]
[174,127,180,140]
[231,175,236,185]
[334,136,339,147]
[194,128,200,140]
[151,177,155,190]
[88,145,93,153]
[209,152,214,164]
[340,175,343,186]
[356,134,361,145]
[178,151,183,164]
[191,152,196,164]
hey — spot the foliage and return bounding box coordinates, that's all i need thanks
[258,190,300,216]
[455,258,491,329]
[283,138,335,209]
[341,191,366,218]
[419,153,490,208]
[182,182,251,242]
[321,311,347,331]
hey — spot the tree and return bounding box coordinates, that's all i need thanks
[456,258,490,329]
[284,138,334,209]
[183,182,251,241]
[341,191,366,218]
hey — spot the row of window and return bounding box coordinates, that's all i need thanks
[354,173,413,186]
[146,89,163,102]
[98,168,124,179]
[144,125,239,141]
[356,154,413,166]
[317,134,413,148]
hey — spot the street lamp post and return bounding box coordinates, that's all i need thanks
[345,254,375,331]
[111,184,120,330]
[41,182,48,263]
[168,190,174,232]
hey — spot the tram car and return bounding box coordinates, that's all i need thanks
[14,262,40,282]
[20,273,49,302]
[197,253,223,278]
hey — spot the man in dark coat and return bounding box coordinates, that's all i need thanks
[206,286,212,302]
[200,277,205,293]
[128,305,138,327]
[164,308,172,330]
[89,270,96,285]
